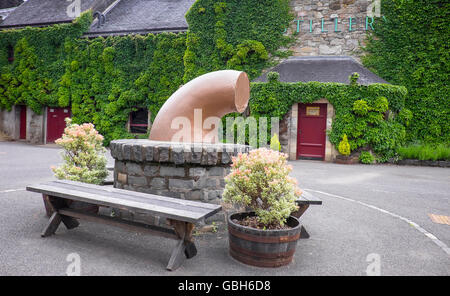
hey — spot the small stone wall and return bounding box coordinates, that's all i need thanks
[289,0,372,59]
[109,140,251,223]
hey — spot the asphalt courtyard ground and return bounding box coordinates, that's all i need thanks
[0,141,449,276]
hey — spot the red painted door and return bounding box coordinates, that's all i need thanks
[297,103,327,160]
[19,106,26,140]
[47,107,70,143]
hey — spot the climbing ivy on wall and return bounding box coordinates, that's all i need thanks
[0,0,293,144]
[0,0,414,161]
[362,0,450,144]
[0,12,187,144]
[0,12,92,113]
[183,0,293,82]
[250,73,409,162]
[57,32,186,144]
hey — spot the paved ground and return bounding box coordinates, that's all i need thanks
[0,141,449,275]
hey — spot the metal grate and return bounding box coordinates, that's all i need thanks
[428,214,450,225]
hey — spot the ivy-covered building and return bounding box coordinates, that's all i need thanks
[255,56,389,161]
[0,0,194,144]
[0,0,415,163]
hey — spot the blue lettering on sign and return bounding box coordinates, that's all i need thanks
[284,17,382,34]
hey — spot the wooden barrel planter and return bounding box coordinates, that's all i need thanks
[227,212,301,268]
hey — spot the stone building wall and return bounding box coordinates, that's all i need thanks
[0,106,19,139]
[0,106,45,144]
[288,0,374,58]
[27,107,45,144]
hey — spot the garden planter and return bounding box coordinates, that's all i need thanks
[227,212,301,268]
[335,154,359,164]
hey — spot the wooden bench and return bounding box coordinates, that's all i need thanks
[26,180,222,271]
[292,191,322,239]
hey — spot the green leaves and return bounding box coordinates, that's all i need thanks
[184,0,292,82]
[338,135,351,156]
[363,0,450,144]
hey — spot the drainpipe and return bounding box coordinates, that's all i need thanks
[149,70,250,143]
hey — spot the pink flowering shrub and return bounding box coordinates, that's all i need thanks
[52,118,108,185]
[223,148,302,227]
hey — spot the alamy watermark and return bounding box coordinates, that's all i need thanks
[367,0,382,18]
[66,0,81,18]
[166,109,280,152]
[366,253,381,276]
[66,252,81,276]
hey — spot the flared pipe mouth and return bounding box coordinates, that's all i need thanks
[234,72,250,113]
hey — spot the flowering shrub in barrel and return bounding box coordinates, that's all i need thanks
[223,148,303,267]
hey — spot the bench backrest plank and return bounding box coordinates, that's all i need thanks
[27,180,221,223]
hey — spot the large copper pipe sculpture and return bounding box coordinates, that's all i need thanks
[149,70,250,143]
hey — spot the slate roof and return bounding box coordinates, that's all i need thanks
[0,0,23,10]
[0,0,195,36]
[254,56,388,85]
[86,0,196,37]
[0,0,111,28]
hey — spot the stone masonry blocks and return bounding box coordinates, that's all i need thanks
[110,140,252,222]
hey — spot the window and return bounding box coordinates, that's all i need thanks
[7,45,14,63]
[129,108,149,134]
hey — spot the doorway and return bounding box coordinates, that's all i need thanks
[19,106,26,140]
[46,107,70,143]
[297,103,327,160]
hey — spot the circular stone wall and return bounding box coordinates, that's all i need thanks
[109,139,251,223]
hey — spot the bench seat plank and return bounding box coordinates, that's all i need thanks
[27,180,221,224]
[54,180,220,211]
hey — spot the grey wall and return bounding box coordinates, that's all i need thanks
[27,107,45,144]
[0,106,45,144]
[0,106,19,139]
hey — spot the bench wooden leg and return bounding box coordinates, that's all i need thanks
[41,212,62,237]
[292,204,312,239]
[42,196,80,233]
[42,194,54,217]
[167,239,187,271]
[292,204,310,218]
[166,220,197,271]
[299,225,310,239]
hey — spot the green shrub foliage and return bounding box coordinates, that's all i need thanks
[397,144,450,161]
[363,0,450,144]
[270,133,281,152]
[359,151,376,164]
[338,134,351,156]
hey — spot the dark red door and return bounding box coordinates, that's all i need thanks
[297,103,327,160]
[47,107,70,143]
[19,106,26,140]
